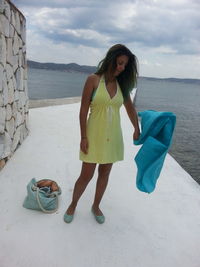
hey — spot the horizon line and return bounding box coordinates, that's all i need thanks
[27,59,200,81]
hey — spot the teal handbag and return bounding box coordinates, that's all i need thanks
[23,178,62,213]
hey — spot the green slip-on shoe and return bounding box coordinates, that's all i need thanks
[91,208,105,224]
[63,213,74,223]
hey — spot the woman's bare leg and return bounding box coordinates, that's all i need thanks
[66,162,96,215]
[92,163,113,215]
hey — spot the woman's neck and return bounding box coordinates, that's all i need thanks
[104,73,116,83]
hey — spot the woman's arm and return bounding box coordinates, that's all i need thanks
[124,95,140,140]
[79,74,96,153]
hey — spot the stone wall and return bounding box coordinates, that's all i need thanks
[0,0,28,169]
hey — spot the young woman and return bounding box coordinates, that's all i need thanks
[64,44,140,224]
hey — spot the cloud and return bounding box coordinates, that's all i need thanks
[11,0,200,77]
[13,0,200,55]
[12,0,123,9]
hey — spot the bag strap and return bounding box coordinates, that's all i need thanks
[36,187,59,214]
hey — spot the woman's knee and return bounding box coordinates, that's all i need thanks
[79,162,96,182]
[98,164,113,178]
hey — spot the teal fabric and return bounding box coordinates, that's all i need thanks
[134,110,176,193]
[23,178,61,212]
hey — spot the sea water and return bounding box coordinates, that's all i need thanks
[28,68,200,184]
[28,68,88,99]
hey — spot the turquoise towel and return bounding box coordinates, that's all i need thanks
[134,110,176,193]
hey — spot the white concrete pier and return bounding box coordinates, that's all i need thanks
[0,101,200,267]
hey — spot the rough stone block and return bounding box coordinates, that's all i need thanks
[11,10,15,27]
[16,67,24,91]
[25,112,29,129]
[15,12,20,35]
[6,103,12,120]
[0,134,4,158]
[0,0,6,14]
[21,20,26,43]
[2,73,8,105]
[23,66,27,80]
[0,13,2,33]
[25,101,29,113]
[0,92,3,106]
[0,34,6,67]
[22,52,26,68]
[15,110,23,127]
[6,63,13,80]
[14,87,19,101]
[7,78,14,104]
[12,101,17,118]
[1,131,12,157]
[0,14,9,37]
[4,1,10,21]
[0,106,6,133]
[12,76,17,90]
[9,23,14,37]
[6,117,14,137]
[12,125,20,152]
[22,44,26,53]
[23,79,28,92]
[19,91,26,107]
[16,98,21,111]
[13,55,18,73]
[18,35,22,48]
[19,48,22,66]
[0,64,3,90]
[6,38,13,65]
[20,123,28,144]
[13,31,19,55]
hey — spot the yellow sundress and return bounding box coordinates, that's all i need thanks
[80,75,124,164]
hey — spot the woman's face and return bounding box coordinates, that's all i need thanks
[114,55,129,76]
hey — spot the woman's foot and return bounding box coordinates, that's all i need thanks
[92,205,103,216]
[63,213,74,223]
[91,205,105,224]
[63,204,76,223]
[66,204,76,215]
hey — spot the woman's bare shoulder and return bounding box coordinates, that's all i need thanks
[86,74,101,89]
[87,73,101,82]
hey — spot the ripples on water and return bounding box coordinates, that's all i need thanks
[135,78,200,184]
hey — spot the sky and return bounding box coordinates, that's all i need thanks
[11,0,200,79]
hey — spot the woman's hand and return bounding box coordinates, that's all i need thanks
[133,129,140,141]
[80,137,88,154]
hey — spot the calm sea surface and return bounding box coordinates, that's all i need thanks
[28,68,88,99]
[28,68,200,184]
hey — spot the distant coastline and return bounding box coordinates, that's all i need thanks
[27,60,200,84]
[27,60,96,74]
[141,76,200,85]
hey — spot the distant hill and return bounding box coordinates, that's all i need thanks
[27,60,200,84]
[27,60,97,74]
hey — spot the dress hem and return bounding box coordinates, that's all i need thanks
[79,158,124,164]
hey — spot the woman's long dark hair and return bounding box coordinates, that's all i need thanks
[95,44,138,101]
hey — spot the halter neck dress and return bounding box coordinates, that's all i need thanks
[79,75,124,164]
